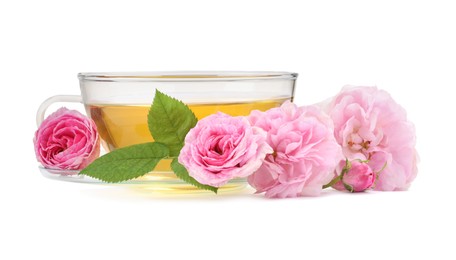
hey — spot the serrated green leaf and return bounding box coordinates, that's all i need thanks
[80,142,168,183]
[148,90,198,156]
[170,159,218,193]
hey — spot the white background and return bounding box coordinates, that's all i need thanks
[1,0,455,259]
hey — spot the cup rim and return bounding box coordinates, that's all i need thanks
[78,71,298,82]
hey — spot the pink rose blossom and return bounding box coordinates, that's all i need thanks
[333,160,375,192]
[321,86,418,191]
[34,107,100,170]
[178,112,273,187]
[247,101,343,198]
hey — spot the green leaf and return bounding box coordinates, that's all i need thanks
[148,90,198,156]
[170,159,218,193]
[80,142,169,183]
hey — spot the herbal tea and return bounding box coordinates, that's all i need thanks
[36,72,297,192]
[88,99,287,172]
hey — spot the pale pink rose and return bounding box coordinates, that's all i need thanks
[333,160,375,192]
[321,86,418,191]
[248,101,343,198]
[178,112,273,187]
[34,107,100,170]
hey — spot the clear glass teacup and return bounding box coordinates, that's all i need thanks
[37,71,298,192]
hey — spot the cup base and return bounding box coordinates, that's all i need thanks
[39,167,248,194]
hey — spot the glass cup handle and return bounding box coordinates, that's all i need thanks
[36,95,83,127]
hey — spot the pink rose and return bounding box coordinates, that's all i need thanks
[247,101,343,198]
[34,107,100,170]
[321,86,418,191]
[178,112,273,187]
[333,160,375,192]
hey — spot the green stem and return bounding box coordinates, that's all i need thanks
[377,162,388,175]
[374,162,388,186]
[322,158,351,189]
[322,175,342,189]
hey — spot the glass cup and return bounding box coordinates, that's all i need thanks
[37,71,298,193]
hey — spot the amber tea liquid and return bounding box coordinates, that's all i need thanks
[87,99,288,192]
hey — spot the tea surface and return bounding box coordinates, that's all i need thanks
[88,99,287,172]
[89,99,286,150]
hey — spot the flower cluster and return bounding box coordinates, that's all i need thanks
[178,86,418,197]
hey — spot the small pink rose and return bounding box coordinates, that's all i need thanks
[34,108,100,170]
[178,112,273,187]
[248,101,343,198]
[333,160,375,192]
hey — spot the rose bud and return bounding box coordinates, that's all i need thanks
[333,160,376,192]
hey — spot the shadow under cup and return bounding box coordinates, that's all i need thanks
[40,71,298,193]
